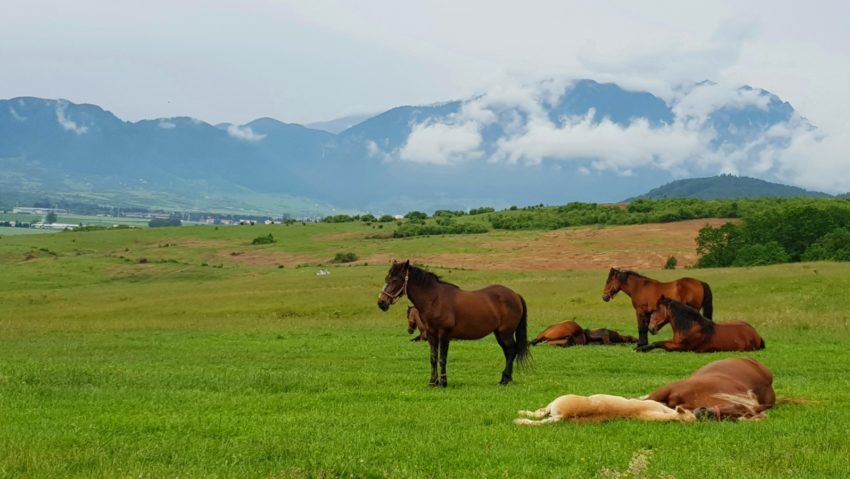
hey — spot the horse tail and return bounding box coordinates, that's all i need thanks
[759,338,766,350]
[701,281,714,320]
[515,295,532,367]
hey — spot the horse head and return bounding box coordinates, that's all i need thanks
[649,295,674,334]
[602,267,627,302]
[378,260,410,311]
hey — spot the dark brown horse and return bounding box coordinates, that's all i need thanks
[636,296,764,353]
[378,260,530,386]
[530,320,637,346]
[406,306,427,342]
[648,357,775,420]
[602,268,713,347]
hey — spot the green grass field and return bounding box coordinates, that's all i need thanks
[1,223,849,478]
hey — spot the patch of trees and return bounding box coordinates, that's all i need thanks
[148,218,182,227]
[696,200,850,267]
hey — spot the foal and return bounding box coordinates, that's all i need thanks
[514,394,695,425]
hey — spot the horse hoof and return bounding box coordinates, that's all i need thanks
[500,377,513,385]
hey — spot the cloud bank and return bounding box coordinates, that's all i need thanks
[375,77,842,192]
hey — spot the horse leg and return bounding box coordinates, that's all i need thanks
[636,311,650,348]
[514,416,559,426]
[438,336,450,387]
[516,407,550,419]
[428,336,439,386]
[495,332,517,385]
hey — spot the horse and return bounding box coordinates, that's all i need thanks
[602,268,714,347]
[406,306,427,342]
[648,357,775,420]
[377,260,530,386]
[636,296,764,353]
[514,394,696,425]
[514,357,775,425]
[530,320,637,346]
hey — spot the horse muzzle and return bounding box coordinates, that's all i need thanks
[407,326,415,334]
[602,294,611,302]
[377,300,390,311]
[649,327,659,335]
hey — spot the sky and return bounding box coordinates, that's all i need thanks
[2,0,849,191]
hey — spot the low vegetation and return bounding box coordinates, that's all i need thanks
[0,221,848,477]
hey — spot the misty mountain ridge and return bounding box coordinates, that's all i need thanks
[0,79,815,214]
[629,175,830,201]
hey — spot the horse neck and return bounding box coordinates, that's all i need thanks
[620,274,652,297]
[405,277,439,312]
[669,304,711,336]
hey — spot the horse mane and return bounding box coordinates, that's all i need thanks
[668,300,714,334]
[407,265,459,289]
[620,270,651,281]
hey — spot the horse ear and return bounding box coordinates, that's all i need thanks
[403,259,410,269]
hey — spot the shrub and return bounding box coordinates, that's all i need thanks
[664,256,678,270]
[252,234,276,245]
[802,227,850,261]
[333,252,358,263]
[378,215,395,222]
[404,211,428,221]
[732,242,790,266]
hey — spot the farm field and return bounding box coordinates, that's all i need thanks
[1,222,849,478]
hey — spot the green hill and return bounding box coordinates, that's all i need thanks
[631,175,830,200]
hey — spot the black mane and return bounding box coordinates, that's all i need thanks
[668,300,714,334]
[616,269,651,282]
[407,265,459,289]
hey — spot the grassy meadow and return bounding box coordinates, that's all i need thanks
[1,222,849,478]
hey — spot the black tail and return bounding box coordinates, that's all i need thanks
[702,281,714,320]
[759,338,766,350]
[515,295,532,367]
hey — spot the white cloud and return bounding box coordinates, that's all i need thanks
[8,106,26,121]
[388,76,842,190]
[398,121,482,165]
[55,101,88,135]
[158,120,176,129]
[226,124,265,142]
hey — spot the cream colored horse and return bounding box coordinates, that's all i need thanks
[513,394,696,425]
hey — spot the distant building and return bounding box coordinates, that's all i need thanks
[13,207,67,215]
[32,223,78,231]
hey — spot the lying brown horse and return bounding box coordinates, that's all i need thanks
[406,306,427,342]
[636,296,764,353]
[602,268,713,347]
[648,357,775,420]
[378,260,530,386]
[530,320,637,346]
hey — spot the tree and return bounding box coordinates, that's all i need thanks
[45,212,57,224]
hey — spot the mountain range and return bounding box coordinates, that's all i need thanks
[0,79,817,215]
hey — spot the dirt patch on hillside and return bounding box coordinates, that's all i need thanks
[404,218,735,271]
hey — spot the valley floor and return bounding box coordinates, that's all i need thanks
[0,222,848,478]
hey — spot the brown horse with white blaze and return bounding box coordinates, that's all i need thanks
[648,357,775,420]
[636,296,764,353]
[602,268,713,347]
[378,260,530,386]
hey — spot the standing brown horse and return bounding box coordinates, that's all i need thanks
[530,320,637,346]
[636,296,764,353]
[648,357,775,420]
[378,260,530,386]
[602,268,713,347]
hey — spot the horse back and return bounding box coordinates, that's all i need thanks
[449,284,523,339]
[667,277,706,308]
[709,321,764,351]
